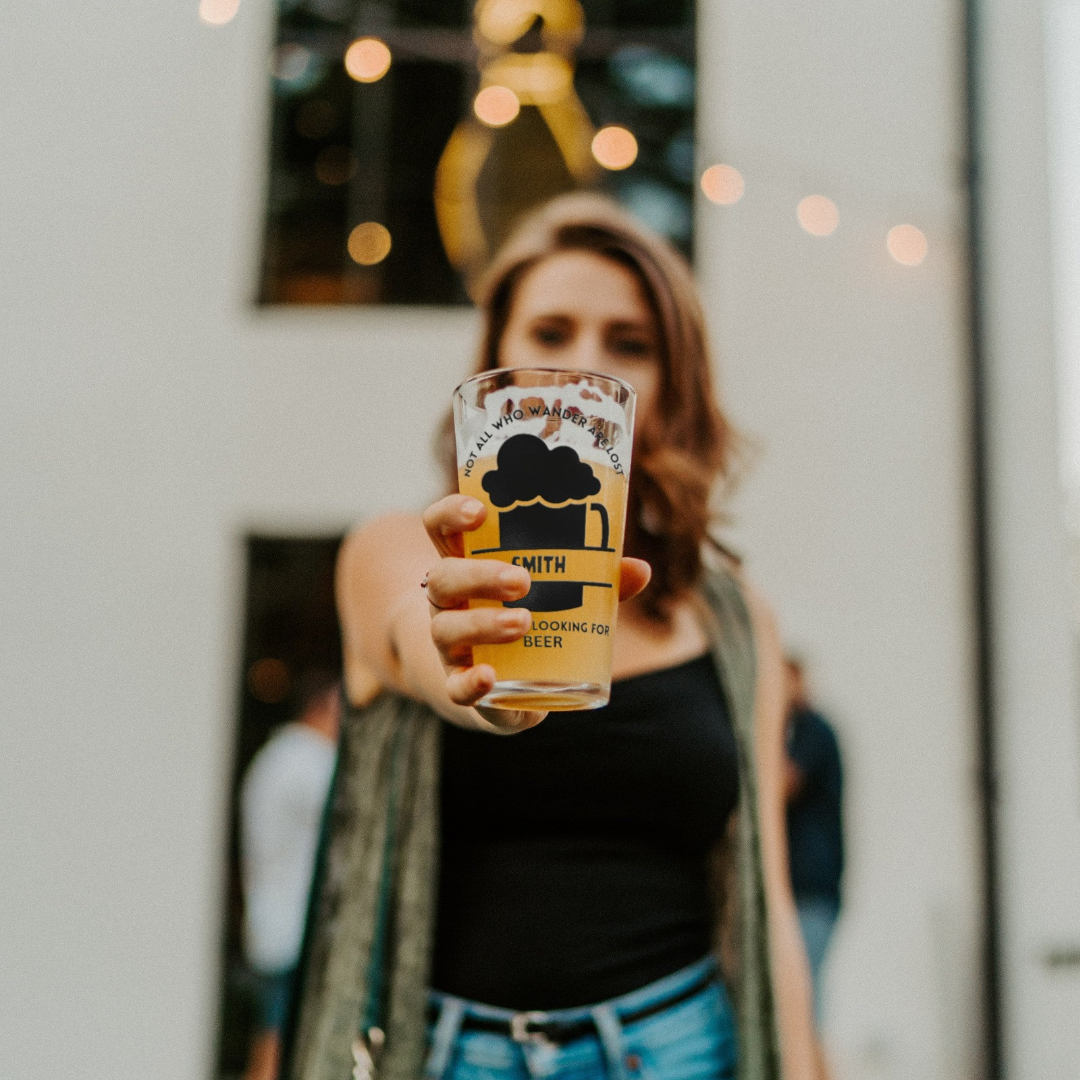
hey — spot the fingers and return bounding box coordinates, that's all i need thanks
[445,663,497,707]
[446,667,546,733]
[430,606,532,664]
[618,557,652,602]
[425,557,530,611]
[423,495,487,558]
[476,706,548,733]
[427,552,645,608]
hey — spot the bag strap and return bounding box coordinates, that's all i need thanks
[350,720,409,1080]
[283,693,410,1080]
[700,565,783,1080]
[277,691,347,1080]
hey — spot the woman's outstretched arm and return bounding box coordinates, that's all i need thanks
[336,509,510,731]
[743,583,819,1080]
[336,498,649,733]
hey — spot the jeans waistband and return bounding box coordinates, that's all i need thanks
[425,956,717,1080]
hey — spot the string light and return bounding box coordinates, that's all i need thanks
[701,164,744,205]
[474,85,521,127]
[887,224,928,266]
[348,223,392,265]
[345,37,392,83]
[592,126,638,170]
[797,195,839,237]
[199,0,240,25]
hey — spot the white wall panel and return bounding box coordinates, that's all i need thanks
[980,0,1080,1075]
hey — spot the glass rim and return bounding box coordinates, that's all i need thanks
[453,366,636,401]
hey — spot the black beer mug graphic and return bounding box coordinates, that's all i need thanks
[473,434,614,612]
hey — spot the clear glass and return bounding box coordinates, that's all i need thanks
[453,367,636,711]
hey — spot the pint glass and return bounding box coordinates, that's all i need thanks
[453,367,636,711]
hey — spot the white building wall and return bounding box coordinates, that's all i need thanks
[698,4,982,1079]
[0,7,239,1079]
[1048,1,1080,523]
[980,0,1080,1076]
[3,0,1071,1078]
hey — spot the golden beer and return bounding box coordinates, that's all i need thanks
[453,369,635,710]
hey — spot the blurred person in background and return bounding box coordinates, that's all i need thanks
[239,671,341,1080]
[323,195,817,1080]
[784,657,844,1024]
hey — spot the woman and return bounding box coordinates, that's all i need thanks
[331,195,816,1080]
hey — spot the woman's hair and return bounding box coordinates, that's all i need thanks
[439,193,738,622]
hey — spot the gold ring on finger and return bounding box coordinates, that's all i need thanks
[421,570,455,611]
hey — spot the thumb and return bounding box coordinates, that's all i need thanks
[617,558,651,602]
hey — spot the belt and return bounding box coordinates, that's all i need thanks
[428,967,716,1048]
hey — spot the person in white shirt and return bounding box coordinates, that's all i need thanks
[239,671,340,1080]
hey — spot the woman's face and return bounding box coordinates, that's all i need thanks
[497,250,662,423]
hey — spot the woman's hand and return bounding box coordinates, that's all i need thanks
[422,494,651,732]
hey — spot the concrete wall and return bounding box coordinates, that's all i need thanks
[1048,0,1080,523]
[1,0,1070,1077]
[980,0,1080,1075]
[0,6,237,1078]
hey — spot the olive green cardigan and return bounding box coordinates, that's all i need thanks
[283,566,780,1080]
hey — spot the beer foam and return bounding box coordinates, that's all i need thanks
[457,379,632,470]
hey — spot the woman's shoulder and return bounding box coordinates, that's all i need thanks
[699,542,781,650]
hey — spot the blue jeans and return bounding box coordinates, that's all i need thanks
[251,966,294,1032]
[796,897,839,1023]
[425,957,737,1080]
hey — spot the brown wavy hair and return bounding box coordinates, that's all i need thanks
[439,193,737,623]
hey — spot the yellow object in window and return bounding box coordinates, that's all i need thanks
[434,0,597,287]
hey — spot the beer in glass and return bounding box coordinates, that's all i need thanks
[452,367,635,710]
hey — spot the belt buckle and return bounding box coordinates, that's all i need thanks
[510,1010,554,1049]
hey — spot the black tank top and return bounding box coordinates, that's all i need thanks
[432,653,740,1010]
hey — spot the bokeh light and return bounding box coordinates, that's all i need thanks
[592,125,638,170]
[348,222,392,265]
[473,85,521,127]
[887,224,928,266]
[272,43,312,83]
[701,164,744,205]
[611,48,694,109]
[247,658,290,704]
[315,146,357,186]
[199,0,240,25]
[345,37,392,83]
[797,194,840,237]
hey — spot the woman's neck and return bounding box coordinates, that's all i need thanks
[611,593,710,681]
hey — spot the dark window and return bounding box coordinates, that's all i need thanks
[259,0,695,305]
[215,536,343,1079]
